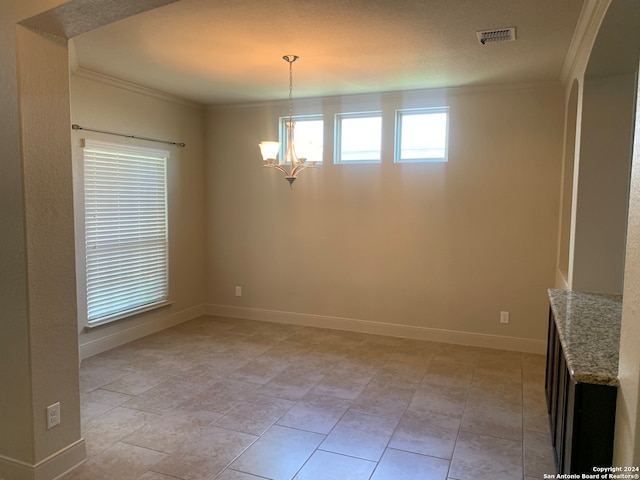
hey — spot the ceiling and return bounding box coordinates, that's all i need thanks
[71,0,585,106]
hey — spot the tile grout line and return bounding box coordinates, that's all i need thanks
[70,319,552,480]
[521,353,527,480]
[446,355,476,480]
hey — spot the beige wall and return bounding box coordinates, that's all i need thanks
[570,73,635,294]
[1,3,83,477]
[205,85,564,352]
[0,1,179,478]
[3,0,640,476]
[617,84,640,465]
[588,0,640,466]
[70,72,208,358]
[1,6,33,469]
[555,79,579,289]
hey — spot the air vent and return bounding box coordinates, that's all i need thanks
[476,27,516,45]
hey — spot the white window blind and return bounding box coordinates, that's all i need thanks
[83,139,169,326]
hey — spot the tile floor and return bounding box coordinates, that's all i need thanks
[58,316,556,480]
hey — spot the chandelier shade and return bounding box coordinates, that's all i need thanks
[258,141,280,162]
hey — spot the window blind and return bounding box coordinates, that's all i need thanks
[83,139,169,325]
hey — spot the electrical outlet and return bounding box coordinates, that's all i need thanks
[500,311,510,324]
[47,402,60,429]
[235,286,242,297]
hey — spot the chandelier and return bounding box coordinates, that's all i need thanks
[258,55,318,186]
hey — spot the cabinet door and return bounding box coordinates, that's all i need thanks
[545,309,556,414]
[562,376,576,473]
[555,350,568,468]
[549,327,562,448]
[573,383,617,473]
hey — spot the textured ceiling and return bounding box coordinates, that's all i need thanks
[72,0,585,105]
[22,0,180,39]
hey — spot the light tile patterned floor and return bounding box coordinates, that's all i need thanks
[58,316,556,480]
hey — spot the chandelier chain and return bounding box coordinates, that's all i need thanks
[258,54,317,187]
[288,59,294,122]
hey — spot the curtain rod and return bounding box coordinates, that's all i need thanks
[71,124,186,148]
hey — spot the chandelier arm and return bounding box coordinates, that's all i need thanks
[266,164,292,176]
[291,164,315,176]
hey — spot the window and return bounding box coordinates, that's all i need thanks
[82,139,169,326]
[395,107,449,162]
[335,112,382,163]
[281,115,324,164]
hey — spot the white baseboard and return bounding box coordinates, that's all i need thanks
[205,304,546,354]
[79,304,206,359]
[0,438,86,480]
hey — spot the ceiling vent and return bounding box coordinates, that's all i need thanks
[476,27,516,45]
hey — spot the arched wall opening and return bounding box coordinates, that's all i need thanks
[557,78,579,288]
[570,0,640,464]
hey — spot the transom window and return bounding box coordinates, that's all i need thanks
[280,115,324,164]
[335,112,382,163]
[395,107,449,163]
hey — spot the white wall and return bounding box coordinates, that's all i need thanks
[70,72,208,359]
[205,84,564,353]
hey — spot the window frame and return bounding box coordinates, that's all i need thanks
[394,107,449,163]
[81,139,170,327]
[334,111,383,164]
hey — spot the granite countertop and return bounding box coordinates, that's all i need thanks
[548,289,623,387]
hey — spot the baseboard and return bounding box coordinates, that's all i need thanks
[0,438,86,480]
[79,304,206,359]
[205,304,546,354]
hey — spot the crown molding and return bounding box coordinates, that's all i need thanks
[72,68,203,109]
[208,80,564,112]
[560,0,611,85]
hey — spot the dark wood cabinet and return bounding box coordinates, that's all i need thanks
[545,309,618,474]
